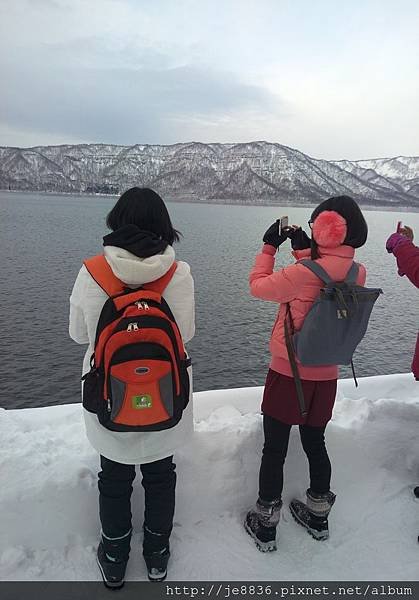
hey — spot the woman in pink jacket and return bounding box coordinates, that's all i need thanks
[245,195,368,552]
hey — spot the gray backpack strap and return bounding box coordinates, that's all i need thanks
[298,259,333,285]
[284,304,307,417]
[345,262,360,285]
[300,259,360,285]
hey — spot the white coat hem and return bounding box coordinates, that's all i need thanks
[83,408,194,465]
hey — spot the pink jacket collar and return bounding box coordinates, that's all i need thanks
[292,245,355,261]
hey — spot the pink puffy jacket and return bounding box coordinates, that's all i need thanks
[250,243,367,381]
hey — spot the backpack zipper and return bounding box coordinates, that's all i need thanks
[127,322,139,331]
[135,301,150,310]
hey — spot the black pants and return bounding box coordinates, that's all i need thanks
[259,415,331,501]
[98,455,176,553]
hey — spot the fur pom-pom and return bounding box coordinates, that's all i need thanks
[312,210,347,248]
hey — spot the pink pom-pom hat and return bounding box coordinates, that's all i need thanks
[312,210,347,248]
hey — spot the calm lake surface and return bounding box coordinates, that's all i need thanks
[1,191,419,409]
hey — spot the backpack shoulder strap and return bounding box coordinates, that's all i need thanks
[84,255,125,297]
[299,259,360,285]
[344,262,360,285]
[84,256,178,299]
[142,261,178,295]
[298,259,333,285]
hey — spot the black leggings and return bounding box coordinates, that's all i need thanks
[259,415,331,501]
[98,455,176,551]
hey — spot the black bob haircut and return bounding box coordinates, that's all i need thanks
[310,195,368,259]
[106,187,181,245]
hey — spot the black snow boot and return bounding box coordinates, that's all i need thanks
[290,489,336,540]
[144,547,170,582]
[143,525,170,582]
[244,497,282,552]
[97,529,131,589]
[414,487,419,543]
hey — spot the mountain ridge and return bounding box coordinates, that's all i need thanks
[1,141,418,207]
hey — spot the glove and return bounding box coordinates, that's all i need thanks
[386,232,409,254]
[399,225,414,242]
[263,221,288,249]
[287,227,311,251]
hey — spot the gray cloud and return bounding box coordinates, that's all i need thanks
[2,0,417,157]
[0,38,282,146]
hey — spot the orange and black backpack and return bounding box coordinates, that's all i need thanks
[81,255,191,432]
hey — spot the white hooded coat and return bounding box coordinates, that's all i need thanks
[69,244,195,464]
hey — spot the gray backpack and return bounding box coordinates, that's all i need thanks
[284,259,382,416]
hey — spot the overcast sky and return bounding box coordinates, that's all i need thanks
[0,0,418,159]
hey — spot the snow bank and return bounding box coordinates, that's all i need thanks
[1,374,418,581]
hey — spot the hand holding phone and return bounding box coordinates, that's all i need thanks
[263,218,289,249]
[288,227,311,251]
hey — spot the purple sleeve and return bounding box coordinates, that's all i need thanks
[412,334,419,381]
[393,241,419,288]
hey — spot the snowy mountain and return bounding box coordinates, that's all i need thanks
[332,156,419,200]
[1,141,418,207]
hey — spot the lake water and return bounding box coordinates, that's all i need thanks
[1,191,419,409]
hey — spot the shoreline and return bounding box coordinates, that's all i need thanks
[1,371,414,411]
[1,188,419,213]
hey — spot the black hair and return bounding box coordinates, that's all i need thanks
[310,195,368,259]
[106,187,181,244]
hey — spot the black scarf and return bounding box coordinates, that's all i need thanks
[103,225,168,258]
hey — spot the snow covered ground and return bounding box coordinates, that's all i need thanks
[1,373,418,581]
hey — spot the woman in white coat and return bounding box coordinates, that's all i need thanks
[69,187,195,587]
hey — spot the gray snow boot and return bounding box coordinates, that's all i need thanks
[96,529,131,589]
[244,497,282,552]
[290,489,336,540]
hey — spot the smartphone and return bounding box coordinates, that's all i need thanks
[279,216,289,234]
[397,221,402,232]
